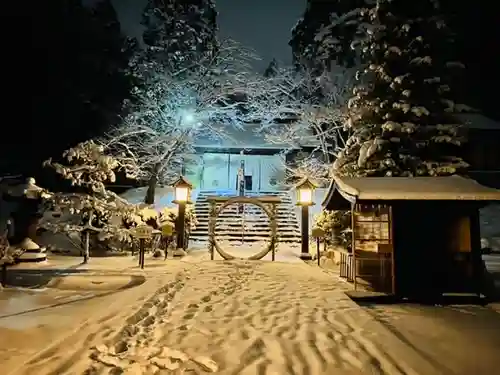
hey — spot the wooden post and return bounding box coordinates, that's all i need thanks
[311,228,325,266]
[132,225,152,268]
[316,237,320,266]
[271,203,277,262]
[469,209,483,298]
[209,200,216,260]
[164,237,168,260]
[351,204,357,290]
[84,230,90,264]
[83,211,93,264]
[389,205,396,295]
[139,238,145,269]
[1,264,7,287]
[300,205,312,260]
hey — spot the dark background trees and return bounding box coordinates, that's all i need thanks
[140,0,219,72]
[2,0,133,179]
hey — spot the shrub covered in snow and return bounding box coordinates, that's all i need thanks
[313,210,352,250]
[38,141,199,257]
[0,234,24,266]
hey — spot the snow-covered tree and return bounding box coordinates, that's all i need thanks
[313,210,352,249]
[109,39,272,203]
[290,0,370,72]
[333,0,470,177]
[40,141,156,262]
[254,65,354,185]
[141,0,218,73]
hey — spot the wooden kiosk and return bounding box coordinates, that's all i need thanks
[322,175,500,298]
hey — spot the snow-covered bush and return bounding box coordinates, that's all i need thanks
[39,140,199,258]
[0,234,24,266]
[313,209,352,250]
[158,206,198,232]
[40,141,151,259]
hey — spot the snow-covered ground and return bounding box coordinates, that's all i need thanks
[0,256,456,374]
[190,239,302,262]
[1,251,500,374]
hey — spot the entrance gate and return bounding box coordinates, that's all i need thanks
[206,196,281,260]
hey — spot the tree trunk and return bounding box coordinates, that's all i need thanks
[84,231,90,264]
[144,164,161,205]
[83,211,93,264]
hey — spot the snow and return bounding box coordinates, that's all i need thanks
[119,186,200,211]
[3,253,500,374]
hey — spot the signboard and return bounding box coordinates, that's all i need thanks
[312,228,325,238]
[133,224,153,239]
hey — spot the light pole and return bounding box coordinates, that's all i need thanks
[295,178,316,260]
[172,176,193,255]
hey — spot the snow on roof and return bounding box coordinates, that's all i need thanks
[323,175,500,208]
[455,113,500,130]
[194,123,319,150]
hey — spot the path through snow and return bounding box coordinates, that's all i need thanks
[12,259,432,375]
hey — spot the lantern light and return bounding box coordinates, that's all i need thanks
[172,176,193,204]
[295,177,316,206]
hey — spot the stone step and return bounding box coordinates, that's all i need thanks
[195,206,293,210]
[195,214,295,220]
[194,206,293,211]
[192,190,300,243]
[192,229,300,235]
[199,189,289,196]
[190,237,300,243]
[196,193,291,197]
[194,203,293,208]
[196,195,291,200]
[193,225,300,231]
[195,210,296,215]
[189,236,300,244]
[197,195,289,197]
[190,231,300,238]
[195,217,298,223]
[191,230,301,237]
[194,222,300,228]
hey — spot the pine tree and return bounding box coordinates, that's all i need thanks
[141,0,218,72]
[84,0,134,130]
[333,0,470,177]
[290,0,369,72]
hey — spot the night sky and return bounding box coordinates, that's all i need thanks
[107,0,306,70]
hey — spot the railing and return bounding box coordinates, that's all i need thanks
[353,252,394,293]
[339,250,354,282]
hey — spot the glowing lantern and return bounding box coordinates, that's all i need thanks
[172,176,193,204]
[295,178,316,206]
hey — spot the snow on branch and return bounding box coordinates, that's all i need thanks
[43,140,140,195]
[110,39,284,185]
[254,66,356,184]
[41,141,149,243]
[0,233,25,266]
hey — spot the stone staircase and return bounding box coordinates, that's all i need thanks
[191,190,301,243]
